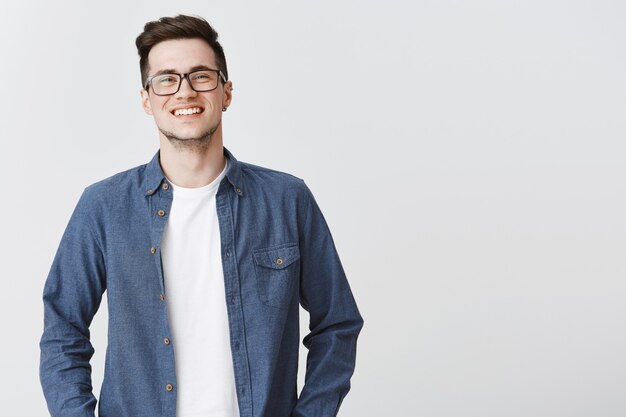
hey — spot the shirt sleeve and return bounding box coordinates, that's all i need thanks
[39,188,106,417]
[292,184,364,417]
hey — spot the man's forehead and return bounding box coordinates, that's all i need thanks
[147,38,217,72]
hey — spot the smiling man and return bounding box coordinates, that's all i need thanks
[39,14,363,417]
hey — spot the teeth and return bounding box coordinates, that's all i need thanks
[174,107,202,116]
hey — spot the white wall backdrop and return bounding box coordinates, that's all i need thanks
[1,0,625,416]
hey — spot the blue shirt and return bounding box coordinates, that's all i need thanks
[39,148,363,417]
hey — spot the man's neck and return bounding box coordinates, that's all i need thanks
[158,134,226,188]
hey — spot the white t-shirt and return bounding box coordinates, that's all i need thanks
[161,159,239,417]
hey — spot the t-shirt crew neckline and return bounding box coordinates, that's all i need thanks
[165,158,229,198]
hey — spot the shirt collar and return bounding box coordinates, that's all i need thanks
[143,146,244,197]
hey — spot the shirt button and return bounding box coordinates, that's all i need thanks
[226,250,231,257]
[276,258,284,265]
[166,384,174,392]
[164,337,171,345]
[162,183,169,190]
[150,247,157,254]
[159,294,165,301]
[157,209,166,217]
[235,187,241,193]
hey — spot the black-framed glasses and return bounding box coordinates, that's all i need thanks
[145,69,227,96]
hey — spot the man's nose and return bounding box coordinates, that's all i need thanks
[175,75,197,98]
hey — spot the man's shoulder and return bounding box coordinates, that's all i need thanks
[79,162,148,205]
[238,160,307,189]
[237,159,316,201]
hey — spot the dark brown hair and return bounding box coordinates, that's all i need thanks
[135,15,228,89]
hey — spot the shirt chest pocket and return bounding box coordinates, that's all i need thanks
[252,243,301,309]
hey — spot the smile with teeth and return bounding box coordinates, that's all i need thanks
[172,107,204,116]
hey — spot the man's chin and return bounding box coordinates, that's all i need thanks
[170,135,209,142]
[159,127,217,151]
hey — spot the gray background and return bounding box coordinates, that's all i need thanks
[1,0,625,416]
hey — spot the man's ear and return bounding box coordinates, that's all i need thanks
[140,89,153,115]
[222,80,233,110]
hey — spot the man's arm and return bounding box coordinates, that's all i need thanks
[39,189,106,417]
[293,185,364,417]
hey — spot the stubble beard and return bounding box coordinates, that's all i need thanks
[159,119,221,153]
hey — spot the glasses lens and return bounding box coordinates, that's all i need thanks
[151,74,181,95]
[189,70,219,92]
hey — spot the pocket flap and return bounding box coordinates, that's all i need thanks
[253,244,301,270]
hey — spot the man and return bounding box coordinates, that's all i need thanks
[39,14,363,417]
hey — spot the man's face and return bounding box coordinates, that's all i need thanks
[140,38,232,148]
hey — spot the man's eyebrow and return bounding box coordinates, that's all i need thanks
[189,65,217,72]
[151,69,178,76]
[151,66,217,77]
